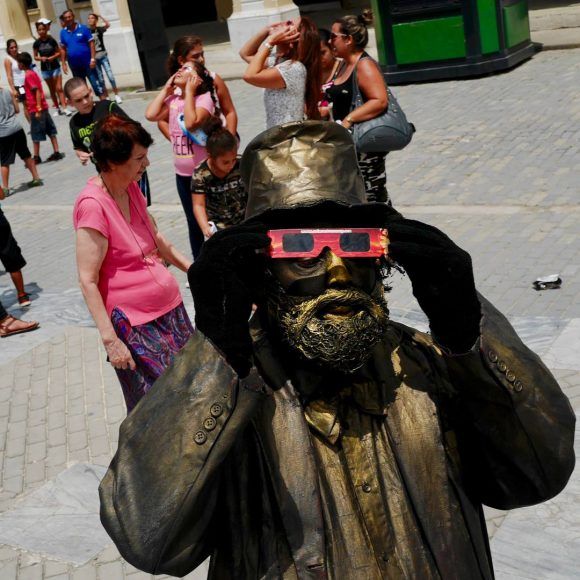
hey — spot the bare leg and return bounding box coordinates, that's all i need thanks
[49,135,59,153]
[33,142,40,158]
[23,157,40,181]
[46,77,58,109]
[54,75,67,110]
[9,270,26,297]
[0,166,9,189]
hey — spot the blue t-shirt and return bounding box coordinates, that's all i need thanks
[60,23,93,68]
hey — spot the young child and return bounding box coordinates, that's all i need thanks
[191,116,247,239]
[17,52,64,164]
[65,77,150,205]
[145,60,215,258]
[0,86,42,195]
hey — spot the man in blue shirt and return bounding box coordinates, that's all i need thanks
[59,9,104,99]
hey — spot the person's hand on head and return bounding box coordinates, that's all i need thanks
[387,218,481,354]
[188,223,271,377]
[267,25,300,47]
[163,72,177,93]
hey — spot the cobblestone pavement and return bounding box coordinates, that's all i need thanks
[0,48,578,579]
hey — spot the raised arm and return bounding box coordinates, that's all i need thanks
[183,75,211,131]
[242,25,299,89]
[144,76,174,122]
[238,24,271,63]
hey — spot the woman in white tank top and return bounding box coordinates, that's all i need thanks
[4,39,29,122]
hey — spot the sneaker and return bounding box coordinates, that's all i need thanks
[3,188,11,197]
[53,109,61,117]
[33,156,42,164]
[27,179,43,188]
[114,94,123,104]
[63,108,73,116]
[46,152,65,162]
[18,293,31,308]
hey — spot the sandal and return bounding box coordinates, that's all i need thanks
[0,315,40,338]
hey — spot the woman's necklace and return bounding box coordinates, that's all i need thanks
[100,176,131,223]
[99,175,159,267]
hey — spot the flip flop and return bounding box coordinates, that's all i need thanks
[0,316,40,338]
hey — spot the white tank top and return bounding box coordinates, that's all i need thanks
[8,55,25,86]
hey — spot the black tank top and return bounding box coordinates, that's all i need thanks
[325,51,370,122]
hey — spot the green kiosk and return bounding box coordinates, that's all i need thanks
[371,0,537,83]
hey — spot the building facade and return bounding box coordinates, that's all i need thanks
[0,0,357,89]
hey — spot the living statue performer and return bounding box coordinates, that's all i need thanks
[99,121,575,579]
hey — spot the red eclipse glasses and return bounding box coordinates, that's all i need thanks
[267,228,387,259]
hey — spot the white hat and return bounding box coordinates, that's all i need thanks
[36,17,52,25]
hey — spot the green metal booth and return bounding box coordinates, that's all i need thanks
[371,0,538,83]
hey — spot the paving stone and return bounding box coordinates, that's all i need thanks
[0,464,109,565]
[44,560,70,577]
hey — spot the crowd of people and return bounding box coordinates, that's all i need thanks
[1,12,396,410]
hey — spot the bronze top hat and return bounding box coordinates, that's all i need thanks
[241,121,370,221]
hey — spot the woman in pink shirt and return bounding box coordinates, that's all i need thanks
[74,115,193,412]
[145,60,215,259]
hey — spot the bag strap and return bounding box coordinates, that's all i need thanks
[350,55,389,113]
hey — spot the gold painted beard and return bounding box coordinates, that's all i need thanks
[267,281,390,374]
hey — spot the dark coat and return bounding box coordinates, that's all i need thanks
[99,297,575,578]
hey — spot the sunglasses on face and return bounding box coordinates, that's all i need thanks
[267,229,387,259]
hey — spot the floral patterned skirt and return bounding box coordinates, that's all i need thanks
[111,303,194,413]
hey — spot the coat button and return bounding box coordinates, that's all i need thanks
[514,380,524,392]
[362,482,372,493]
[194,430,207,445]
[488,350,498,363]
[203,417,217,431]
[506,370,516,383]
[497,361,507,373]
[210,403,223,417]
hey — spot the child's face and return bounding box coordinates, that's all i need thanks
[36,24,49,38]
[184,44,205,66]
[213,149,238,175]
[67,85,94,114]
[173,64,194,89]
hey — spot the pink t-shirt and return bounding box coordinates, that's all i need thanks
[73,178,183,326]
[166,91,214,176]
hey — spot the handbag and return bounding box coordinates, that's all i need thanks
[350,58,415,153]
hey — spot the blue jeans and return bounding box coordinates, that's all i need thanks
[175,174,203,259]
[95,55,117,91]
[70,63,104,97]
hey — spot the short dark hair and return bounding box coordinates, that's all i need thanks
[91,115,153,173]
[64,77,88,99]
[17,52,32,69]
[61,9,73,18]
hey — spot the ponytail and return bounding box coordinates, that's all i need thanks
[203,116,237,158]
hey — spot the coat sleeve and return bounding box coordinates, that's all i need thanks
[99,331,267,576]
[437,294,575,510]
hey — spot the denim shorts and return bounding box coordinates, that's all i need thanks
[41,68,62,80]
[30,109,58,142]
